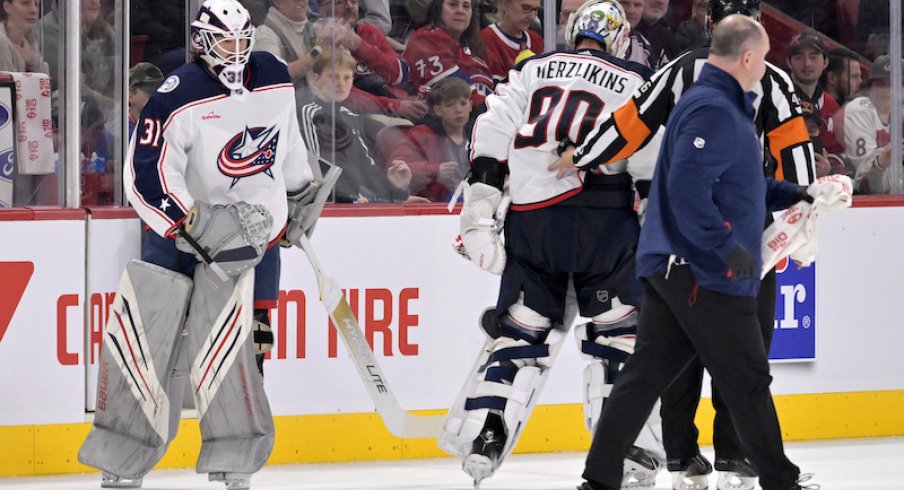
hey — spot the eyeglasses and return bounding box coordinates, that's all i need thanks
[520,4,540,14]
[333,0,359,5]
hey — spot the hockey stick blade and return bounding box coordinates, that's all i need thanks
[298,235,445,439]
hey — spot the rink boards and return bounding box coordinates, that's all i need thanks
[1,202,903,476]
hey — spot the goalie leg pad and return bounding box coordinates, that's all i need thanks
[440,301,568,482]
[187,268,274,476]
[79,260,193,480]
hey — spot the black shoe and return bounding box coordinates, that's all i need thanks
[713,458,757,476]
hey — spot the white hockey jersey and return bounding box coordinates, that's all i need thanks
[125,52,314,240]
[470,49,651,209]
[835,95,891,193]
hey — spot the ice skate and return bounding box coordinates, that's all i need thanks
[463,413,506,488]
[669,454,712,490]
[715,459,757,490]
[621,446,661,489]
[101,472,143,488]
[209,472,252,490]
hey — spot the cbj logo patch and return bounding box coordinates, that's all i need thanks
[0,262,34,346]
[217,125,280,187]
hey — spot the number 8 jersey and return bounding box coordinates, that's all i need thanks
[471,49,651,209]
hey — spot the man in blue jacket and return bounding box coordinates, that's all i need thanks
[578,15,819,490]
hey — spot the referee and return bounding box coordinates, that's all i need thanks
[578,16,819,490]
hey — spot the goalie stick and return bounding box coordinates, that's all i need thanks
[297,234,446,439]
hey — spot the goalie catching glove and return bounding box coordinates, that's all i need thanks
[282,166,342,247]
[175,200,273,276]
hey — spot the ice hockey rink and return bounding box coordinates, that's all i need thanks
[1,438,902,490]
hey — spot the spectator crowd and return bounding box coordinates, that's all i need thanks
[0,0,902,208]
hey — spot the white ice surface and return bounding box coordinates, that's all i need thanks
[1,438,902,489]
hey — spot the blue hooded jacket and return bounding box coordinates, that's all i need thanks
[637,63,802,296]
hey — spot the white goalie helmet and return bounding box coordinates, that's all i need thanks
[191,0,255,89]
[565,0,631,58]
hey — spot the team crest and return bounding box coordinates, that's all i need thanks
[217,125,280,187]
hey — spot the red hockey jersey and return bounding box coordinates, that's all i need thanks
[402,25,493,105]
[479,23,544,83]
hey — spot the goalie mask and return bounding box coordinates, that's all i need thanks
[565,0,630,58]
[191,0,255,92]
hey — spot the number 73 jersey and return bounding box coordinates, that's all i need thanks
[471,49,651,209]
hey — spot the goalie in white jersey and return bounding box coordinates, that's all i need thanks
[441,1,665,488]
[79,2,333,489]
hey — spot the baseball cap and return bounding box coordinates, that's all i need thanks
[787,30,826,57]
[867,54,901,81]
[128,62,164,91]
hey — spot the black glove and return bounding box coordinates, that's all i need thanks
[725,245,755,281]
[796,185,814,203]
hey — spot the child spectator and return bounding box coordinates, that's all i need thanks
[299,48,421,202]
[388,77,472,201]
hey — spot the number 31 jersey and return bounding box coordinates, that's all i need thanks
[471,49,651,209]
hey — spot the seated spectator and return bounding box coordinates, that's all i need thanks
[786,30,839,157]
[317,0,423,104]
[857,0,902,59]
[41,0,115,118]
[479,0,542,83]
[834,55,903,194]
[674,0,707,54]
[823,48,863,106]
[0,0,47,73]
[619,0,658,69]
[299,48,421,202]
[126,62,163,138]
[822,47,862,154]
[402,0,493,107]
[387,77,471,201]
[254,0,319,88]
[634,0,676,67]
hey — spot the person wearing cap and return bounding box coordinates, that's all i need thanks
[786,30,836,183]
[127,62,163,137]
[835,54,904,194]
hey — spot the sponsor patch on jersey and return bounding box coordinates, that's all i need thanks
[693,137,705,149]
[0,103,10,130]
[217,125,280,187]
[158,76,180,93]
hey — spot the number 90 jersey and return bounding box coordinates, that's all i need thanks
[471,49,651,209]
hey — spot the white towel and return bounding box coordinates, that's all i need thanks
[6,71,54,175]
[761,175,853,278]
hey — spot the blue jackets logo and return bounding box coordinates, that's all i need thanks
[217,125,279,187]
[769,257,816,361]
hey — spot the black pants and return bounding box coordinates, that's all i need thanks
[660,269,777,464]
[582,266,799,490]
